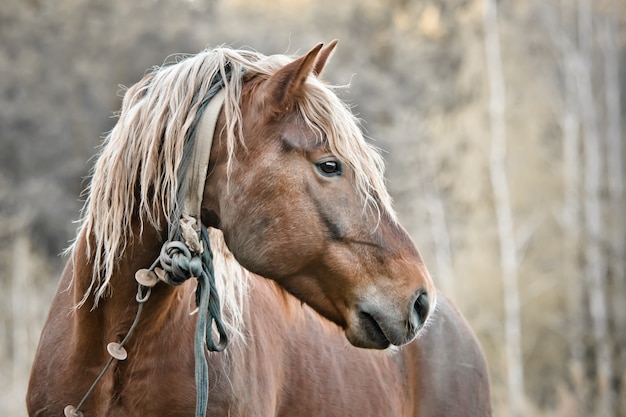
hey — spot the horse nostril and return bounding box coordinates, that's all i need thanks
[412,292,430,328]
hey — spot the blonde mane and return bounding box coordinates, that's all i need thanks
[71,45,395,322]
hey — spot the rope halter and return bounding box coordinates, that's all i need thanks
[65,74,229,417]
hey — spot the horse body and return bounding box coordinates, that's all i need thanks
[29,229,490,417]
[27,41,491,416]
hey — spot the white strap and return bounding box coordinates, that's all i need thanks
[180,89,226,253]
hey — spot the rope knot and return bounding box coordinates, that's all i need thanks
[154,228,228,354]
[159,241,203,285]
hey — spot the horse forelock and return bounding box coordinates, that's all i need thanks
[70,45,395,325]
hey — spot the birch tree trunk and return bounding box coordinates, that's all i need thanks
[482,1,525,415]
[560,29,587,417]
[551,2,588,413]
[601,8,624,416]
[576,0,613,415]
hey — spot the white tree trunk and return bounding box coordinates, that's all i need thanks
[576,0,613,415]
[482,1,525,415]
[550,2,589,412]
[560,28,587,417]
[601,9,624,416]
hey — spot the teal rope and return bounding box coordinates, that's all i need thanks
[194,225,228,417]
[156,225,227,417]
[194,283,210,417]
[198,225,228,352]
[162,69,230,416]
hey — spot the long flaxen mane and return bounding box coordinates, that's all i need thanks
[71,45,395,324]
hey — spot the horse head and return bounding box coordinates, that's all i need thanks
[202,41,436,349]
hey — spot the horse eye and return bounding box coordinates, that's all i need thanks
[316,160,343,176]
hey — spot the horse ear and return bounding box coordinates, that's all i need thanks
[264,43,323,108]
[313,39,338,77]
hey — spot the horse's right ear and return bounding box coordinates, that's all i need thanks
[263,43,323,109]
[313,39,338,77]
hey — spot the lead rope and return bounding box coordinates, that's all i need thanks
[154,225,229,416]
[162,78,228,416]
[193,226,228,416]
[141,225,227,416]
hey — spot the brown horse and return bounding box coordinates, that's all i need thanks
[27,41,491,416]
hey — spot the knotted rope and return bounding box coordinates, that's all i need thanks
[146,69,229,416]
[142,224,228,416]
[171,68,230,417]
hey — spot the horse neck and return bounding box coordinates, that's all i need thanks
[69,222,189,351]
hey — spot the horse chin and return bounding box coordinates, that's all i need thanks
[345,302,429,349]
[345,321,392,350]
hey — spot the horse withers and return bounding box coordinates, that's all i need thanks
[27,41,491,416]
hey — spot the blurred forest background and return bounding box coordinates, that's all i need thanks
[1,0,624,415]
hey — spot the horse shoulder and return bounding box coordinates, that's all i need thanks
[27,260,92,415]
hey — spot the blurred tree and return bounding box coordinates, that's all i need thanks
[1,0,624,415]
[482,0,525,415]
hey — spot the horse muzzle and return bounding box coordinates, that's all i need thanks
[346,289,435,349]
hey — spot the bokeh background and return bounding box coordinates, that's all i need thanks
[1,0,625,415]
